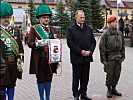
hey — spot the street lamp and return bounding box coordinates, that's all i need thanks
[105,7,110,27]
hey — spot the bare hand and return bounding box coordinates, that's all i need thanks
[80,50,87,56]
[84,51,91,56]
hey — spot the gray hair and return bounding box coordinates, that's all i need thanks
[75,10,84,17]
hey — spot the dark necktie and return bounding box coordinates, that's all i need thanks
[44,25,49,33]
[80,24,83,29]
[5,28,8,32]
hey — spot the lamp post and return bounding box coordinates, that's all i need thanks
[105,8,110,27]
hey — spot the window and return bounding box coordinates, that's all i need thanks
[110,10,112,15]
[46,0,55,3]
[118,10,119,14]
[49,0,54,3]
[124,10,127,13]
[111,2,117,6]
[127,2,133,8]
[18,6,22,8]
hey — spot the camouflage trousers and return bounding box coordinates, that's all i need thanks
[130,37,133,46]
[104,61,121,86]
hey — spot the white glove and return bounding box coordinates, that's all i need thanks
[35,39,43,47]
[54,34,58,38]
[35,39,48,47]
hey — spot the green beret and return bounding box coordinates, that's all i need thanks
[35,4,52,19]
[0,2,13,18]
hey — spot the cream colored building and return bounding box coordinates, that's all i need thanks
[2,0,133,27]
[2,0,67,25]
[101,0,133,26]
[1,0,64,27]
[2,0,66,9]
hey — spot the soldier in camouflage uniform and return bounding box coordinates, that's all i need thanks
[99,16,125,98]
[0,2,24,100]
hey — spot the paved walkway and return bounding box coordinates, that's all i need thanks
[14,38,133,100]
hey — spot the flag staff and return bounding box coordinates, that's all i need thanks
[117,0,122,31]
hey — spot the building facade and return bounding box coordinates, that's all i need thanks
[1,0,66,9]
[101,0,133,26]
[1,0,133,27]
[1,0,67,26]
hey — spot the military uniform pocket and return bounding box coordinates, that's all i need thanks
[7,54,15,62]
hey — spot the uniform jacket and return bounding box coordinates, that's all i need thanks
[67,22,96,64]
[0,26,24,86]
[99,28,125,64]
[0,49,6,80]
[28,25,58,75]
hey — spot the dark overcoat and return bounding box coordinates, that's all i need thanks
[67,23,96,64]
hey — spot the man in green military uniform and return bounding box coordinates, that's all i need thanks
[0,2,24,100]
[28,4,59,100]
[99,16,125,98]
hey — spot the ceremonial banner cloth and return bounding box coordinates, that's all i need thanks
[48,39,62,64]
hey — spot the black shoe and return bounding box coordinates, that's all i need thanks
[0,92,5,100]
[112,85,122,96]
[74,96,79,100]
[81,94,92,100]
[107,89,112,98]
[112,89,122,96]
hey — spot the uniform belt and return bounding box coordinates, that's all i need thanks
[5,54,15,62]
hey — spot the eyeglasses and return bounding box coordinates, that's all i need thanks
[41,16,50,19]
[2,16,11,19]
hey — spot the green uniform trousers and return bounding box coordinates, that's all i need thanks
[104,61,121,86]
[130,37,133,46]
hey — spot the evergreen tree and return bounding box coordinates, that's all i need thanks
[90,0,104,30]
[69,0,105,30]
[28,0,37,25]
[53,0,71,36]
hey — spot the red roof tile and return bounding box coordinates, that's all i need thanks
[105,0,133,8]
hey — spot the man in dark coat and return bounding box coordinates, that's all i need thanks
[119,17,124,35]
[28,4,59,100]
[67,10,96,100]
[0,2,24,100]
[99,16,125,98]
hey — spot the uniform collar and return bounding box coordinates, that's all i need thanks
[108,28,118,35]
[41,24,49,28]
[75,22,86,29]
[0,25,9,30]
[76,23,80,27]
